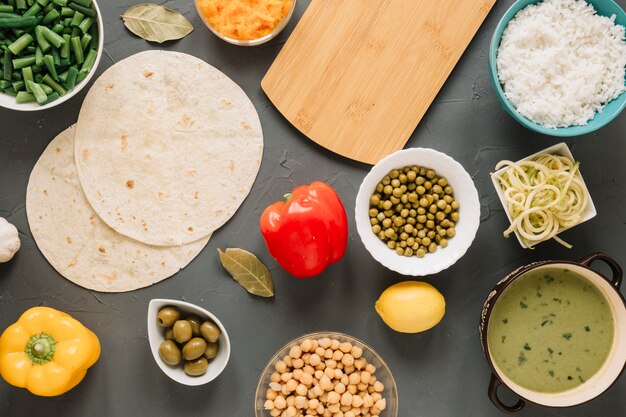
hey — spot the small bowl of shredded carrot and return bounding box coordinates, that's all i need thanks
[195,0,296,46]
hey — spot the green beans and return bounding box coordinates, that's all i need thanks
[67,2,94,17]
[7,33,32,54]
[0,0,99,105]
[0,15,37,27]
[369,165,460,258]
[40,25,64,47]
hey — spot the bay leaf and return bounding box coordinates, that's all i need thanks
[218,248,274,297]
[121,3,193,43]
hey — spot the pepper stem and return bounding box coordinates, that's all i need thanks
[25,332,57,365]
[283,193,293,202]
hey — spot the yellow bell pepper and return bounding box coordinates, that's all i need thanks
[0,306,100,396]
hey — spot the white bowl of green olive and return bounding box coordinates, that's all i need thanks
[355,148,480,276]
[147,299,231,386]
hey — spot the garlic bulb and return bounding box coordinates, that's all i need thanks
[0,217,20,263]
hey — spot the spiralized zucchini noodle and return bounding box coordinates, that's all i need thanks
[492,153,588,249]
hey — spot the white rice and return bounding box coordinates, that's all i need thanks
[496,0,626,128]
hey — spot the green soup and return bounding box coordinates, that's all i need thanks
[487,267,614,393]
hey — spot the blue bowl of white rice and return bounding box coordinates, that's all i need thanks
[489,0,626,136]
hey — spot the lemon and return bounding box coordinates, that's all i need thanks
[375,281,446,333]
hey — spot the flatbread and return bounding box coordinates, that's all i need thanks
[74,51,263,246]
[26,126,209,292]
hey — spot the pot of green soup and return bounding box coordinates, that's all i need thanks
[480,253,626,413]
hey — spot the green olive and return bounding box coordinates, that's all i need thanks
[182,337,207,361]
[200,321,221,343]
[204,342,219,360]
[156,306,180,328]
[164,328,175,341]
[186,315,203,336]
[173,320,193,344]
[158,340,182,366]
[184,357,209,377]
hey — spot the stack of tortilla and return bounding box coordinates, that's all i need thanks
[26,51,263,292]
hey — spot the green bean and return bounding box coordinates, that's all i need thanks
[7,33,32,55]
[10,80,23,91]
[70,26,78,37]
[15,90,35,102]
[64,64,76,88]
[31,63,41,72]
[42,73,65,95]
[24,44,35,53]
[12,70,22,80]
[58,57,69,66]
[57,68,68,82]
[40,82,52,95]
[22,3,40,17]
[77,15,91,33]
[75,67,85,83]
[2,52,13,81]
[70,35,81,63]
[33,25,50,51]
[33,72,42,82]
[37,0,51,7]
[0,12,21,18]
[60,6,73,17]
[34,45,42,64]
[41,25,65,48]
[60,33,69,58]
[80,32,89,49]
[71,0,91,7]
[26,79,46,103]
[51,22,63,33]
[12,55,35,69]
[51,45,59,64]
[69,10,82,26]
[21,65,33,90]
[42,8,58,24]
[15,0,27,10]
[42,90,59,104]
[0,15,37,27]
[52,0,68,6]
[80,47,94,72]
[0,79,11,89]
[68,2,94,17]
[42,54,57,80]
[0,5,14,13]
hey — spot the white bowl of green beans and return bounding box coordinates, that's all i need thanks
[0,0,103,111]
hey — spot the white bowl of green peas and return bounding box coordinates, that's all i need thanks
[0,0,103,111]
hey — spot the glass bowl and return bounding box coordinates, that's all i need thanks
[194,0,297,46]
[254,331,398,417]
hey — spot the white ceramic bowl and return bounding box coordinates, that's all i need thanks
[355,148,480,276]
[490,142,597,248]
[147,299,231,386]
[0,0,103,111]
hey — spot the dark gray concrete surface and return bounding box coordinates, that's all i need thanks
[1,0,625,415]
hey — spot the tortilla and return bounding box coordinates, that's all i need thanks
[74,51,263,246]
[26,126,209,292]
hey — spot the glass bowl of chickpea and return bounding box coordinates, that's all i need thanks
[254,331,398,417]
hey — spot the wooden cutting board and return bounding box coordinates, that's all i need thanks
[262,0,496,164]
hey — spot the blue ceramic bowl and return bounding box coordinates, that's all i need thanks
[489,0,626,136]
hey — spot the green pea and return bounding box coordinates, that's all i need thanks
[369,208,379,217]
[389,170,399,179]
[372,225,381,234]
[370,195,381,205]
[383,185,393,195]
[382,176,391,185]
[391,179,400,188]
[451,212,460,222]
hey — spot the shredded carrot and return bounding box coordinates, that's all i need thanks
[197,0,293,40]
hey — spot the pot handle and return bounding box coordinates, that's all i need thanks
[488,373,526,414]
[488,374,525,414]
[579,252,623,290]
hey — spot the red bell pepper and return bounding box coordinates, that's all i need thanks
[260,182,348,278]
